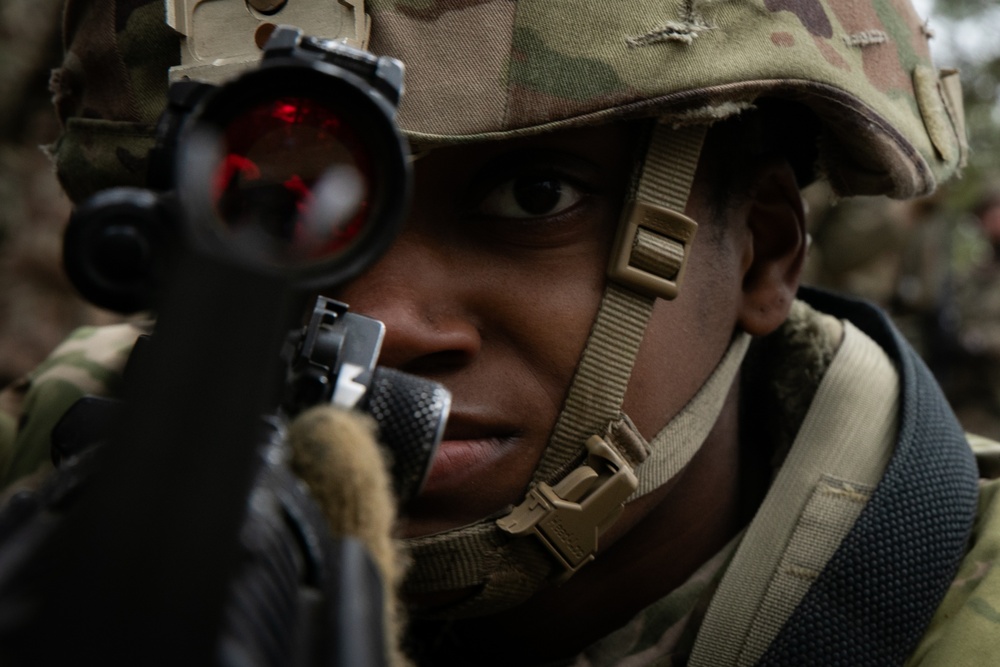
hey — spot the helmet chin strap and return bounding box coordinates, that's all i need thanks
[403,121,749,618]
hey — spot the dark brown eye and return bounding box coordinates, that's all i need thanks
[478,173,582,219]
[513,176,562,215]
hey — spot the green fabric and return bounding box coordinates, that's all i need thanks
[905,477,1000,666]
[49,117,158,204]
[49,0,178,204]
[2,379,84,485]
[0,412,17,483]
[0,324,141,489]
[368,0,965,198]
[570,533,741,667]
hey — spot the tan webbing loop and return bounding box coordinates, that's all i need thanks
[632,227,687,278]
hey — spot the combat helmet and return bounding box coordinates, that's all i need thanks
[50,0,968,615]
[51,0,966,202]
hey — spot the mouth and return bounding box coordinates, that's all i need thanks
[400,410,531,536]
[421,431,519,495]
[402,431,520,537]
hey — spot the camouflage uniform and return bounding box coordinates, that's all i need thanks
[3,1,994,665]
[0,323,144,489]
[0,0,111,386]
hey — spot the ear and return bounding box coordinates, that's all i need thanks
[737,159,807,336]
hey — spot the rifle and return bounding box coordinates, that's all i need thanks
[0,27,444,666]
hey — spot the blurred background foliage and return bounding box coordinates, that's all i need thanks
[918,0,1000,208]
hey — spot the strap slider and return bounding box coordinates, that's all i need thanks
[608,200,698,300]
[497,436,638,579]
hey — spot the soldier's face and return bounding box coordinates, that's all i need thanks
[336,123,745,537]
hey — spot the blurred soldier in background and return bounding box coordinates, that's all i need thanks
[945,189,1000,439]
[804,179,1000,441]
[803,183,955,363]
[0,0,123,387]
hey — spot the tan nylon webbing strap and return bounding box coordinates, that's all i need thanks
[534,123,708,483]
[637,123,708,212]
[689,321,898,667]
[533,283,653,481]
[633,332,750,498]
[402,123,710,612]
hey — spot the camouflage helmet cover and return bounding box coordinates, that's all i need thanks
[49,0,178,203]
[371,0,966,199]
[50,0,966,203]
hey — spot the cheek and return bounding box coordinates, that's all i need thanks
[622,236,743,440]
[473,246,610,410]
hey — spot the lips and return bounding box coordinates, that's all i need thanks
[421,413,520,495]
[400,411,525,536]
[422,434,516,494]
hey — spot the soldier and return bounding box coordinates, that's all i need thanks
[945,190,1000,440]
[1,1,999,665]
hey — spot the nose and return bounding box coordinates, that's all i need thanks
[335,231,481,374]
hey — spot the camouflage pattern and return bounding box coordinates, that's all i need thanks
[52,0,964,204]
[368,0,965,199]
[905,476,1000,665]
[569,533,739,666]
[9,1,981,661]
[47,0,179,203]
[0,323,144,488]
[0,0,129,389]
[2,319,999,664]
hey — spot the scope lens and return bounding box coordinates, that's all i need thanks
[212,97,373,262]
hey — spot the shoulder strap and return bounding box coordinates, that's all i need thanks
[755,291,978,666]
[691,316,898,666]
[721,290,978,667]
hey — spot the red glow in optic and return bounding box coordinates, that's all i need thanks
[214,154,261,200]
[283,174,311,214]
[272,101,301,124]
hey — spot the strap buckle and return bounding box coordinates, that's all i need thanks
[497,436,638,580]
[607,200,698,300]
